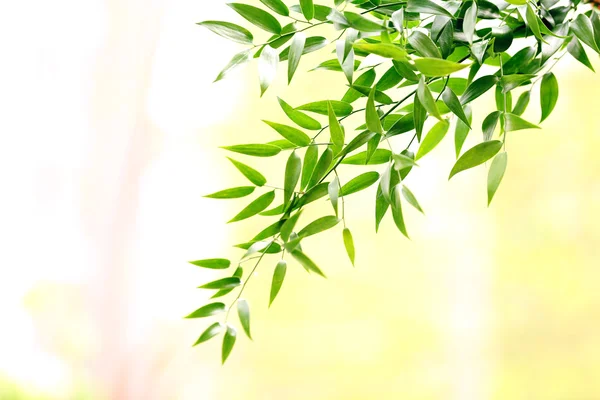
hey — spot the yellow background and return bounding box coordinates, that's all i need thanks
[1,1,599,399]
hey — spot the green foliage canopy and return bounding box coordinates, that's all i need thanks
[192,0,599,363]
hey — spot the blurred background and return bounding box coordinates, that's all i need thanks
[1,1,599,399]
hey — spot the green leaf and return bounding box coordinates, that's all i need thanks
[343,12,385,32]
[392,153,418,171]
[227,3,282,34]
[288,33,306,84]
[193,322,224,346]
[512,91,530,116]
[342,228,355,266]
[197,21,254,44]
[235,240,282,255]
[391,186,409,238]
[571,14,600,54]
[353,42,408,61]
[237,299,252,339]
[406,0,455,19]
[280,212,302,243]
[301,145,318,189]
[259,0,289,16]
[296,100,353,116]
[415,119,450,160]
[503,113,540,132]
[393,60,419,82]
[376,66,403,91]
[328,101,345,155]
[227,158,267,186]
[491,25,514,52]
[222,325,237,364]
[338,131,377,158]
[284,151,301,206]
[460,75,498,105]
[495,85,512,112]
[253,221,283,241]
[263,121,310,146]
[499,74,535,93]
[413,95,426,141]
[417,77,442,120]
[350,85,393,105]
[340,171,380,196]
[185,302,226,318]
[375,185,389,232]
[212,267,244,299]
[391,8,404,33]
[259,45,278,96]
[504,0,526,4]
[408,31,442,58]
[291,250,326,277]
[214,50,251,82]
[280,36,328,61]
[567,38,595,72]
[198,277,241,290]
[269,260,287,306]
[366,87,383,134]
[342,149,392,165]
[482,111,500,141]
[189,258,231,269]
[267,139,296,149]
[449,140,502,179]
[328,176,340,216]
[298,215,340,238]
[342,69,376,103]
[463,3,477,44]
[442,87,470,128]
[229,191,275,223]
[413,58,469,77]
[336,39,354,84]
[222,144,281,157]
[386,113,415,136]
[402,185,424,214]
[540,73,558,123]
[299,0,314,20]
[205,186,256,199]
[501,46,536,75]
[525,4,545,43]
[278,98,321,130]
[487,151,507,206]
[307,147,333,188]
[260,203,285,216]
[454,104,472,157]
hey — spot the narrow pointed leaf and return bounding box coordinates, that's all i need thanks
[455,104,472,157]
[328,101,345,154]
[504,113,541,132]
[449,140,502,179]
[391,186,409,238]
[340,172,380,196]
[199,277,241,290]
[328,176,340,216]
[353,42,408,61]
[298,216,340,238]
[402,185,424,214]
[193,322,224,346]
[288,33,306,84]
[228,3,282,34]
[406,0,455,19]
[343,12,385,32]
[229,191,275,223]
[259,45,278,96]
[198,21,254,44]
[342,228,355,266]
[222,144,281,157]
[299,0,314,20]
[205,186,255,199]
[415,119,450,160]
[189,258,231,269]
[263,121,310,146]
[366,87,383,134]
[442,87,470,127]
[413,58,469,77]
[185,302,226,318]
[307,147,333,188]
[409,31,442,58]
[222,325,237,364]
[463,3,478,44]
[418,77,442,120]
[540,73,558,122]
[512,91,530,116]
[237,299,252,339]
[215,50,251,82]
[269,260,287,306]
[487,151,507,205]
[260,0,289,16]
[296,100,353,116]
[460,75,498,105]
[278,97,321,130]
[284,151,301,206]
[301,145,318,189]
[227,158,267,186]
[291,250,326,277]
